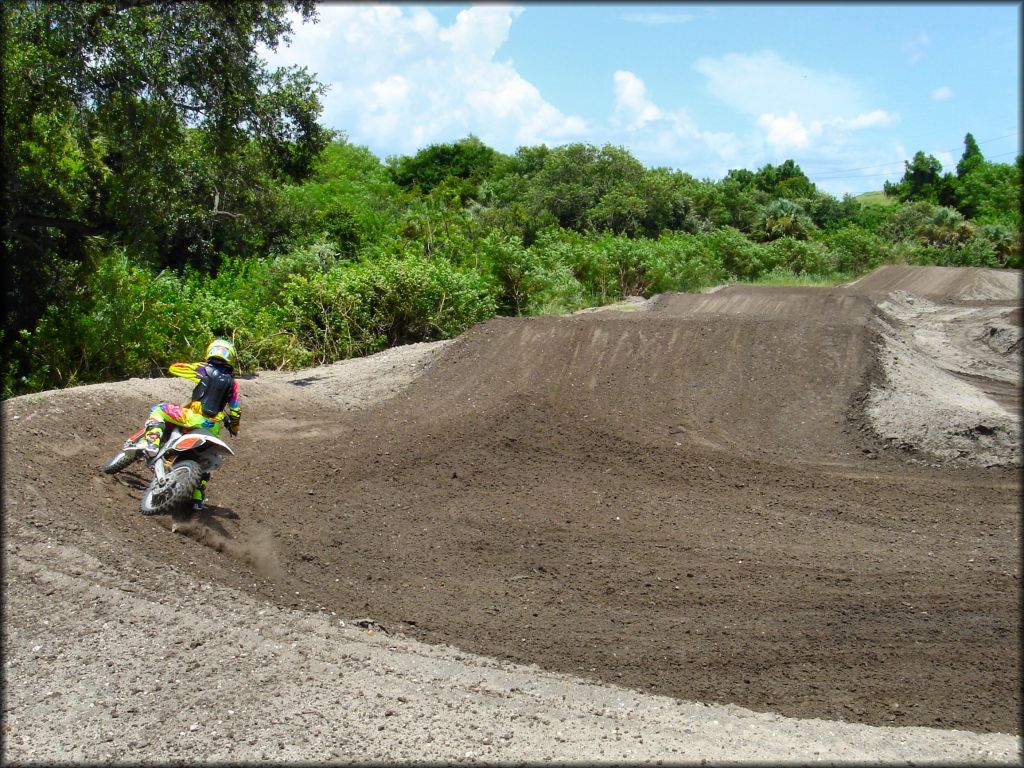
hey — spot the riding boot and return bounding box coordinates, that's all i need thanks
[142,420,164,456]
[191,472,211,511]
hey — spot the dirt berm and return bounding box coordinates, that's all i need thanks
[3,264,1021,763]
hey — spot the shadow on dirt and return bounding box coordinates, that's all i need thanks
[168,505,239,539]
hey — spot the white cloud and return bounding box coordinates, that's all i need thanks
[931,86,954,100]
[839,109,898,130]
[693,50,870,120]
[686,50,901,185]
[613,70,663,130]
[439,5,521,59]
[260,10,905,195]
[598,71,744,175]
[759,112,812,151]
[756,109,899,153]
[259,4,587,155]
[467,73,588,144]
[902,32,930,64]
[368,75,412,111]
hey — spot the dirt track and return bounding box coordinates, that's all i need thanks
[2,265,1021,763]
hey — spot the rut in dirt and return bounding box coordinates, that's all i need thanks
[5,266,1020,735]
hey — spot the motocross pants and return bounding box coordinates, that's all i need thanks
[144,401,223,446]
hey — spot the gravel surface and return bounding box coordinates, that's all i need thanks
[2,265,1020,764]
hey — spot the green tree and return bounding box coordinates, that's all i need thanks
[526,143,647,232]
[3,0,331,384]
[817,225,892,275]
[714,175,761,232]
[722,168,756,190]
[806,193,863,231]
[915,206,975,247]
[956,133,984,178]
[388,135,501,201]
[753,160,816,200]
[280,139,407,251]
[467,144,554,244]
[506,144,551,177]
[883,151,955,204]
[753,199,816,242]
[632,168,703,235]
[955,158,1021,224]
[587,186,650,236]
[520,149,700,238]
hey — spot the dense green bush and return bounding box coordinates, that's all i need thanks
[278,251,496,365]
[643,233,728,293]
[705,226,777,280]
[193,245,346,372]
[904,239,1002,269]
[471,231,585,316]
[766,237,835,276]
[568,232,653,301]
[816,225,893,274]
[13,249,218,392]
[533,228,743,303]
[5,117,1019,398]
[753,199,816,242]
[975,223,1021,268]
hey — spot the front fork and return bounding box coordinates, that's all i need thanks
[151,456,169,483]
[122,432,170,481]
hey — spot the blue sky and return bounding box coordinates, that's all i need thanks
[259,2,1020,197]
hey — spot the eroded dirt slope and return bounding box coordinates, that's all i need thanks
[3,265,1021,759]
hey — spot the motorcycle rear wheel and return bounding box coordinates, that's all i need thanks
[140,459,202,516]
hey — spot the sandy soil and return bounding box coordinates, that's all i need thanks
[2,265,1021,763]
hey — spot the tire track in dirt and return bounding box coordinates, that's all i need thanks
[2,266,1020,758]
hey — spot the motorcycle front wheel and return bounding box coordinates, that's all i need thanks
[102,449,139,475]
[140,459,202,515]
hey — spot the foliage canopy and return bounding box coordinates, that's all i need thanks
[2,3,1020,397]
[3,0,331,381]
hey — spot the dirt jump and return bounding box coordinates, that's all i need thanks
[3,264,1021,763]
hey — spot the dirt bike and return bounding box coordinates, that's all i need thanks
[102,424,234,515]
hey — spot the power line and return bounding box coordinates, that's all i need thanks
[977,131,1021,145]
[807,145,1019,178]
[799,130,1020,178]
[809,149,1020,182]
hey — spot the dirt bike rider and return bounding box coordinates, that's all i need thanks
[140,338,242,511]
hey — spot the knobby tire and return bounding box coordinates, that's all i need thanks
[140,459,202,516]
[103,450,137,475]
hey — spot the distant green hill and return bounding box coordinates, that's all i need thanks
[853,190,896,206]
